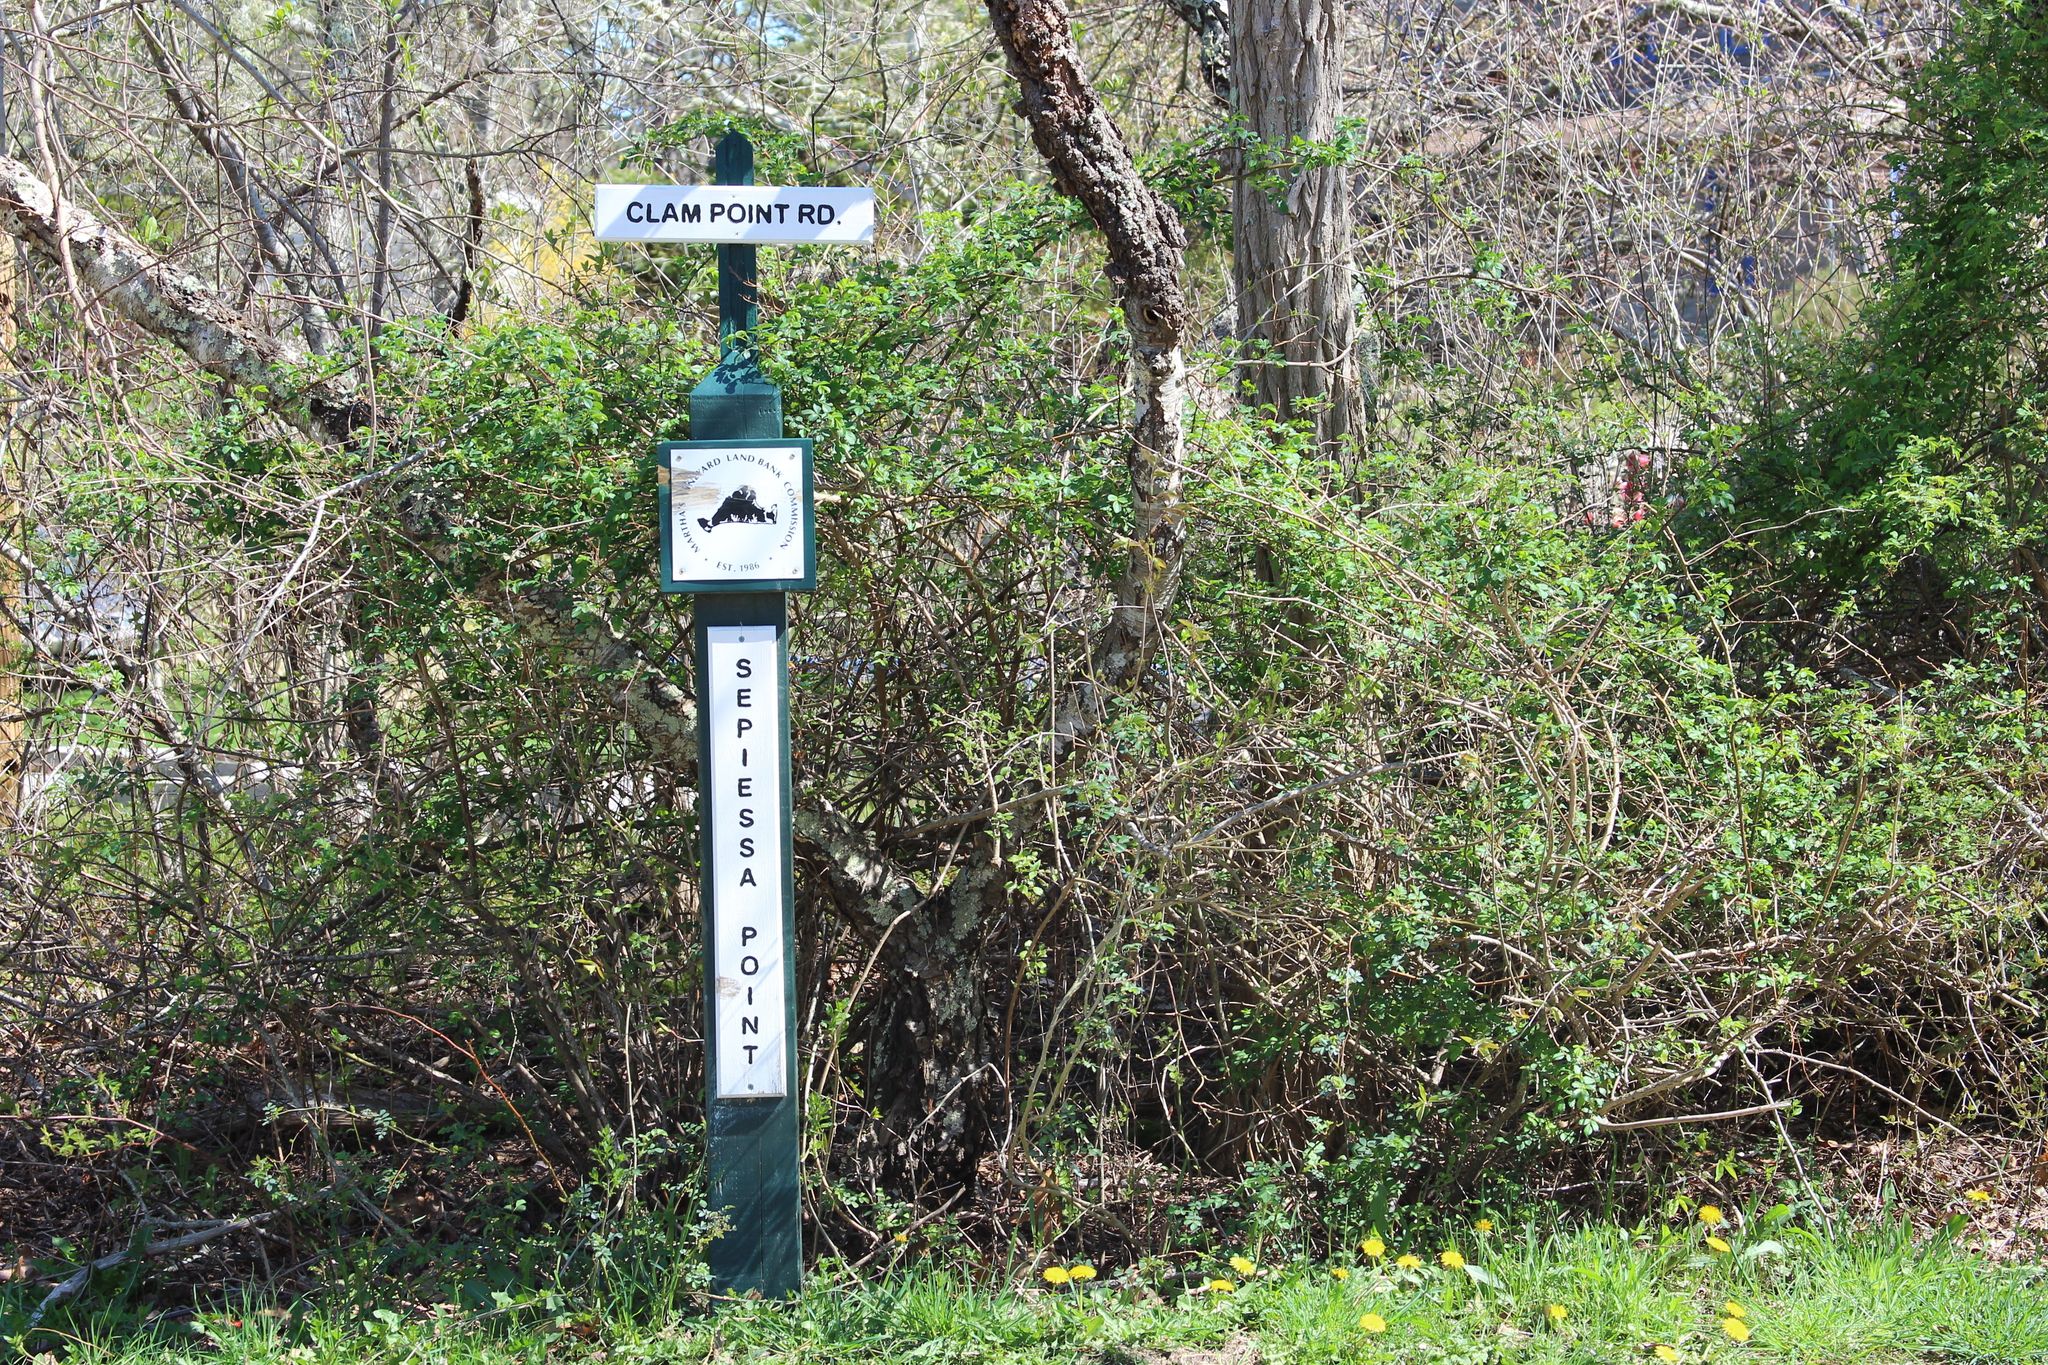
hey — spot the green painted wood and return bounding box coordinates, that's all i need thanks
[691,130,802,1300]
[712,131,759,345]
[694,591,800,1299]
[691,131,778,449]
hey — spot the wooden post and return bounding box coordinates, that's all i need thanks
[690,131,802,1299]
[603,127,853,1299]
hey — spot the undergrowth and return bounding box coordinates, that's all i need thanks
[8,1214,2046,1364]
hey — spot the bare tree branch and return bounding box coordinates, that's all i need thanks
[1159,0,1232,104]
[0,154,368,440]
[134,15,341,356]
[0,154,700,771]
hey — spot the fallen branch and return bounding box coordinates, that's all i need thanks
[0,155,365,441]
[24,1212,283,1332]
[1593,1100,1794,1132]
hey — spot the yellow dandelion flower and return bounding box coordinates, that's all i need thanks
[1359,1312,1387,1334]
[1042,1266,1070,1285]
[1654,1346,1680,1363]
[1069,1264,1097,1282]
[1475,1218,1495,1233]
[1396,1254,1422,1269]
[1723,1301,1746,1320]
[1546,1304,1568,1323]
[1721,1317,1751,1343]
[1705,1235,1731,1254]
[1330,1266,1350,1281]
[1208,1277,1237,1295]
[1966,1188,1994,1204]
[892,1232,908,1244]
[1698,1205,1726,1226]
[1440,1250,1466,1270]
[1362,1236,1386,1259]
[1229,1255,1256,1277]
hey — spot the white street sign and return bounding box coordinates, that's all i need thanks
[595,184,875,244]
[707,625,787,1100]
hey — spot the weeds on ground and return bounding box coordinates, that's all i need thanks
[7,1210,2047,1364]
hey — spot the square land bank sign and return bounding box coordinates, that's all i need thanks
[657,439,815,593]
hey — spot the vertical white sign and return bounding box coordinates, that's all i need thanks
[706,625,787,1099]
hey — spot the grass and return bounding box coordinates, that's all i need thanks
[9,1214,2047,1364]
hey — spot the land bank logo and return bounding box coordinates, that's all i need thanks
[671,446,805,581]
[698,486,777,532]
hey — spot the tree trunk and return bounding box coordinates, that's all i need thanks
[1231,0,1364,452]
[1162,0,1234,104]
[804,0,1196,1202]
[854,871,1003,1195]
[988,0,1191,750]
[804,809,1008,1196]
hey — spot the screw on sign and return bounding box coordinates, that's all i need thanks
[596,131,870,1298]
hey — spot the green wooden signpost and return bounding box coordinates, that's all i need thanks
[598,133,875,1298]
[689,129,799,1300]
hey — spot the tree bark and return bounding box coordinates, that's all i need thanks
[798,0,1198,1196]
[805,808,1008,1196]
[0,156,369,443]
[1231,0,1364,452]
[1162,0,1234,104]
[988,0,1191,750]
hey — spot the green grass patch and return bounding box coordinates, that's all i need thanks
[10,1217,2046,1364]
